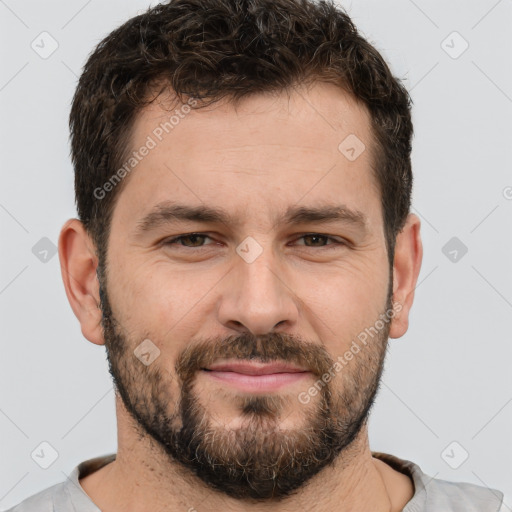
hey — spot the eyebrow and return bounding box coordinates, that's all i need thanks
[134,201,368,236]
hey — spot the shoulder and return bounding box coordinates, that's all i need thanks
[4,453,115,512]
[372,451,504,512]
[423,477,504,511]
[4,481,66,512]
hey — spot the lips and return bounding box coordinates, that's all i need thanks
[201,361,311,393]
[203,361,308,375]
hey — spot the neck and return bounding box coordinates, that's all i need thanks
[80,396,413,512]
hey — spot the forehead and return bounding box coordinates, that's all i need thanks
[111,82,381,231]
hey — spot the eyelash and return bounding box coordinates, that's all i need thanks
[163,233,346,250]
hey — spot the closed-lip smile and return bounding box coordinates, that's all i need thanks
[201,361,311,393]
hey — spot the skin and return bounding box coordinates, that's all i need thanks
[59,81,422,512]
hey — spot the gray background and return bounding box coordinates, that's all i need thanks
[1,0,511,509]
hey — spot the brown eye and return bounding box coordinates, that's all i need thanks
[303,234,328,247]
[165,233,212,247]
[295,234,345,248]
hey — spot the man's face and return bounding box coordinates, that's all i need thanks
[98,82,394,500]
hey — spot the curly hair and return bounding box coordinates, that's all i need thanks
[69,0,413,271]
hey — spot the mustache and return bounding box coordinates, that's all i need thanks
[175,332,334,383]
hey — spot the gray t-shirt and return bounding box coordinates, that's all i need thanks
[6,451,504,511]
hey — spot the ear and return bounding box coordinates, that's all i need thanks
[58,219,105,346]
[389,213,423,339]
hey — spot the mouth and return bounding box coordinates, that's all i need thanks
[201,361,311,392]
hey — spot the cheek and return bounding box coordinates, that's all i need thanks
[298,263,389,351]
[117,266,211,358]
[304,260,387,314]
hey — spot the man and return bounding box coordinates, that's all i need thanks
[8,0,504,510]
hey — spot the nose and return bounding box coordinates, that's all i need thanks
[216,242,299,336]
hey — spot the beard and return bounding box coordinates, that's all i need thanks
[97,269,392,502]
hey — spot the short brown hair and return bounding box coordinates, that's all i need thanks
[69,0,413,271]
